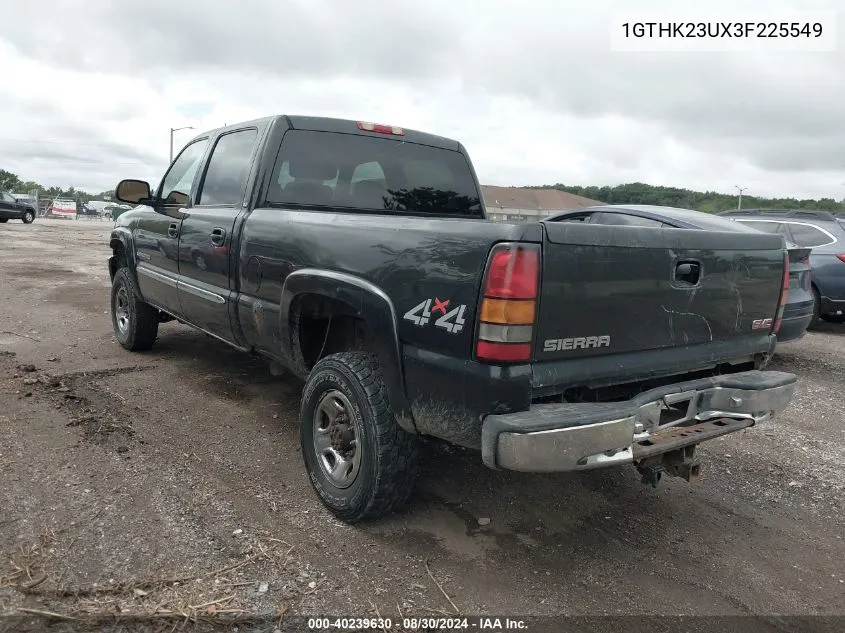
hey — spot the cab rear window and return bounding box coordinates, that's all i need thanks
[266,130,483,218]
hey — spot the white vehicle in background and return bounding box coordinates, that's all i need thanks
[86,200,111,218]
[49,197,78,219]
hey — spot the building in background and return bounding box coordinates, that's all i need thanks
[482,186,603,222]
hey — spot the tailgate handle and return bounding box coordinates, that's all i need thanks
[675,261,701,285]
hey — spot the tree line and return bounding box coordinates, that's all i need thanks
[0,169,112,203]
[5,166,844,214]
[528,182,845,214]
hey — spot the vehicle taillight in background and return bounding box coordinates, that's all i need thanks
[476,243,540,363]
[772,252,789,334]
[836,254,845,264]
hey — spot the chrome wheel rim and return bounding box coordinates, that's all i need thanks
[24,212,33,222]
[313,390,362,488]
[114,285,130,334]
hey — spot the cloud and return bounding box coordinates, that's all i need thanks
[0,0,843,200]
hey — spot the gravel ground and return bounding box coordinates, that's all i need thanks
[1,219,843,632]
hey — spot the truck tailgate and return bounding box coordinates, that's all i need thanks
[535,222,786,361]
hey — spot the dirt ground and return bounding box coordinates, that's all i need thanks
[1,219,844,632]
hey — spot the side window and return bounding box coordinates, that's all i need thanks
[591,212,662,227]
[197,129,259,206]
[739,220,782,234]
[159,139,209,206]
[554,213,592,223]
[1,193,14,203]
[785,223,834,247]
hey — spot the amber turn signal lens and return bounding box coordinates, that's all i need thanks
[480,298,536,325]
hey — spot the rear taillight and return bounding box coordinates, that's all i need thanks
[836,254,845,264]
[476,243,540,363]
[772,252,789,334]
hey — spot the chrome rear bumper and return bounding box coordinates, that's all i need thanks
[481,370,796,472]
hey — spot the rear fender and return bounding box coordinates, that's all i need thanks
[280,269,415,433]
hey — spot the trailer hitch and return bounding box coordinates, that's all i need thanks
[638,463,663,488]
[637,445,701,487]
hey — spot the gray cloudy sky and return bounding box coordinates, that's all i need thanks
[0,0,843,199]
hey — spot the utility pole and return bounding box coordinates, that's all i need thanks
[735,185,747,210]
[169,126,195,163]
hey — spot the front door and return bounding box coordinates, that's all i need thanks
[133,137,209,314]
[0,192,17,219]
[177,127,259,339]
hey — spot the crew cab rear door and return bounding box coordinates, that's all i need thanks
[177,126,261,340]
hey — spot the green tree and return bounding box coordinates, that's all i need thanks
[529,182,845,214]
[0,169,22,192]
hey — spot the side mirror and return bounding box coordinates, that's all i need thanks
[115,179,152,205]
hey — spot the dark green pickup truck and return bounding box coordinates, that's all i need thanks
[108,115,796,522]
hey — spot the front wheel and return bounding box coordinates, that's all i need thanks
[22,210,35,224]
[300,352,419,523]
[110,268,159,351]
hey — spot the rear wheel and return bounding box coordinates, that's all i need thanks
[300,352,419,523]
[110,268,159,351]
[0,219,7,223]
[22,210,35,224]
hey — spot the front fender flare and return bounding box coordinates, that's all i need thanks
[280,269,415,433]
[108,227,136,280]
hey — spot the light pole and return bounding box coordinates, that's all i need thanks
[735,185,748,210]
[169,126,195,163]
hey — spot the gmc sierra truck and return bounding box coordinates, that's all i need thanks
[109,115,796,522]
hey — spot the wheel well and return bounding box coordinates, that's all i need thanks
[292,294,376,373]
[109,240,127,280]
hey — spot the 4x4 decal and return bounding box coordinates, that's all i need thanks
[403,297,467,334]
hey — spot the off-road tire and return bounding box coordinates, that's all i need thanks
[110,267,159,351]
[300,352,419,522]
[22,210,35,224]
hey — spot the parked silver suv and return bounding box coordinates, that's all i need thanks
[719,209,845,324]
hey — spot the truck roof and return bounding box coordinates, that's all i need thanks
[192,115,462,152]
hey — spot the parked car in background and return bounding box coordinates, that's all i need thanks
[547,205,814,342]
[77,204,101,219]
[0,191,36,224]
[86,200,111,217]
[719,209,845,324]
